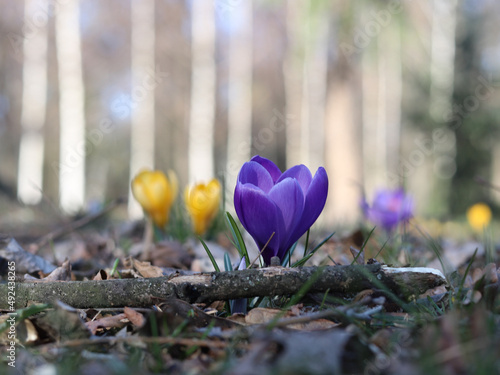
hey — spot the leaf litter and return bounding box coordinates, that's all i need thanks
[1,210,500,374]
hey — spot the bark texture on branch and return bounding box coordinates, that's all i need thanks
[1,265,446,309]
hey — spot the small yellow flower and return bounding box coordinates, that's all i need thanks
[131,169,178,228]
[466,203,492,232]
[184,178,221,235]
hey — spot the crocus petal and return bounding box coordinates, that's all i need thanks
[234,183,281,263]
[363,188,414,231]
[234,182,247,228]
[184,178,221,235]
[238,161,275,193]
[284,167,328,252]
[131,169,177,228]
[234,156,329,264]
[250,155,282,183]
[268,178,305,253]
[277,164,312,194]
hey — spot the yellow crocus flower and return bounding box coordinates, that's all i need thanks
[184,178,221,235]
[131,169,178,228]
[466,203,492,232]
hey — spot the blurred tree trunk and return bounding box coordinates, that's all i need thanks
[324,3,363,227]
[383,26,402,185]
[225,2,253,204]
[55,0,86,214]
[301,1,329,171]
[428,0,458,216]
[324,75,363,226]
[188,0,216,182]
[17,0,48,205]
[362,6,402,194]
[284,0,305,169]
[492,144,500,204]
[284,0,329,170]
[128,0,156,219]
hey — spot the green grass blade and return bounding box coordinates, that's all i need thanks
[224,252,233,272]
[110,258,121,278]
[303,229,310,258]
[281,241,298,267]
[266,267,325,330]
[225,212,250,267]
[459,248,478,291]
[351,227,375,265]
[198,236,220,272]
[292,231,335,267]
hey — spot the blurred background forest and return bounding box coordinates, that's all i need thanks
[0,0,499,233]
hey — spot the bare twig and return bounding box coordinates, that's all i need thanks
[0,265,446,309]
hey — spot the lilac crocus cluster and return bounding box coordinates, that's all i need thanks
[234,155,328,265]
[361,188,413,232]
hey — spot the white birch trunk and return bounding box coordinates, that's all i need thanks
[362,12,402,192]
[301,2,329,171]
[225,2,253,204]
[491,144,500,204]
[384,27,402,181]
[55,0,86,214]
[128,0,156,220]
[188,0,216,183]
[428,0,458,215]
[17,0,48,205]
[284,0,304,169]
[361,42,379,195]
[324,79,363,226]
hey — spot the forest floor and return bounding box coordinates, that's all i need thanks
[1,198,499,375]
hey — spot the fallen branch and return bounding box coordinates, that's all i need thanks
[1,265,446,309]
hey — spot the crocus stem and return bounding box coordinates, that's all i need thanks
[142,216,154,259]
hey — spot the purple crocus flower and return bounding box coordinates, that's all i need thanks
[361,188,413,232]
[234,155,328,265]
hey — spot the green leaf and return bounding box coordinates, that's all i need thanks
[292,231,335,267]
[224,252,233,272]
[351,227,375,265]
[225,212,250,267]
[303,229,310,258]
[197,236,220,272]
[110,258,121,278]
[266,267,326,330]
[281,241,298,267]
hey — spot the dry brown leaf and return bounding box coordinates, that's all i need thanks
[132,258,164,278]
[245,308,284,325]
[93,269,109,281]
[148,240,192,269]
[289,319,339,330]
[85,313,128,335]
[419,284,447,299]
[124,307,145,328]
[41,259,72,281]
[483,263,497,284]
[226,313,247,325]
[350,246,365,265]
[24,319,39,343]
[472,267,483,284]
[464,289,482,305]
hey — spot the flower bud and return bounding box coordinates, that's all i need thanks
[184,178,221,235]
[131,169,178,228]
